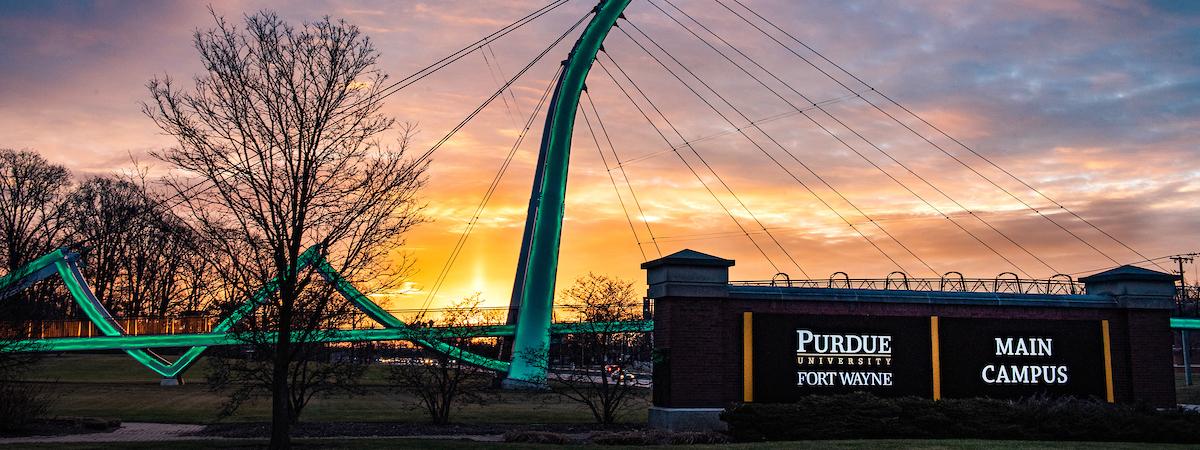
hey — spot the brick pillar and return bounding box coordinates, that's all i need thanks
[1081,265,1178,407]
[642,249,735,431]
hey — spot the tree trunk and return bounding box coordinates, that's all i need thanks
[269,279,295,449]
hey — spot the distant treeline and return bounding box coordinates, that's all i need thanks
[0,148,215,321]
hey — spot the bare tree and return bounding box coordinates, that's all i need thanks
[0,326,51,432]
[0,149,71,320]
[0,291,54,432]
[123,212,210,318]
[544,273,649,424]
[390,295,497,424]
[114,174,212,319]
[62,176,210,318]
[62,177,150,311]
[144,10,426,447]
[205,284,375,423]
[0,148,66,428]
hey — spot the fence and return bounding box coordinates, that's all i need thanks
[731,272,1084,295]
[10,305,611,339]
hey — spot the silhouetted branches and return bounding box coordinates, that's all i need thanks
[144,9,426,447]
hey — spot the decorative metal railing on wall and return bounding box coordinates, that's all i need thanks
[731,272,1084,295]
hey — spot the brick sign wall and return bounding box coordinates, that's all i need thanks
[744,314,1114,403]
[643,249,1177,416]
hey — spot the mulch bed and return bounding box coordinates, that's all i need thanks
[198,421,643,438]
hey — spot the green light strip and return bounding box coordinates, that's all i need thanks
[2,244,654,378]
[0,249,66,295]
[1172,318,1200,330]
[312,254,511,372]
[15,321,653,352]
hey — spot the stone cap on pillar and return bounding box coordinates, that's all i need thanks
[642,249,734,299]
[1080,265,1179,309]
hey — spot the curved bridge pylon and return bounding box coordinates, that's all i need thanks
[505,0,632,388]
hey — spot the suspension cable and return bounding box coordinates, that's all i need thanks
[579,103,649,260]
[598,56,814,277]
[147,1,572,228]
[1066,254,1188,276]
[373,0,570,104]
[613,24,927,275]
[653,227,807,243]
[611,91,859,170]
[413,12,591,167]
[481,45,521,129]
[417,65,565,315]
[488,44,526,120]
[584,89,662,258]
[720,0,1164,272]
[654,0,1054,276]
[82,2,579,311]
[594,58,790,275]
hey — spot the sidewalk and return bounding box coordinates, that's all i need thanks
[0,422,508,445]
[0,422,206,444]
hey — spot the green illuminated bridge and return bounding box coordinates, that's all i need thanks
[0,245,651,379]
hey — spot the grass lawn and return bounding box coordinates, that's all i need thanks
[23,353,648,424]
[1176,370,1200,404]
[13,355,1200,448]
[2,439,1197,449]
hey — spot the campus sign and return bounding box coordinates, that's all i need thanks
[750,314,932,401]
[938,317,1110,400]
[746,313,1112,403]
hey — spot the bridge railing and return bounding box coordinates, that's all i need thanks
[6,305,613,339]
[731,274,1085,295]
[11,316,218,340]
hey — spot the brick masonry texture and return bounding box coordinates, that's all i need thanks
[653,296,1175,408]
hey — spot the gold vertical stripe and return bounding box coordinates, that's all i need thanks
[743,311,753,402]
[931,316,941,400]
[1102,319,1115,403]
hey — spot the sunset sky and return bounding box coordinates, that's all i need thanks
[2,0,1199,310]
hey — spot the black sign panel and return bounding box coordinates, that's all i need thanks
[752,314,932,402]
[938,318,1106,400]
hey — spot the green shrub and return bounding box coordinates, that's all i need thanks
[664,431,730,445]
[721,393,1200,443]
[77,417,122,431]
[0,383,52,432]
[502,430,576,444]
[590,430,730,445]
[591,430,662,445]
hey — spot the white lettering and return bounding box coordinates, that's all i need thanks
[837,371,893,386]
[1037,338,1053,356]
[797,371,837,386]
[845,335,862,353]
[795,329,893,356]
[797,330,813,353]
[995,338,1013,356]
[981,365,1070,384]
[994,337,1054,356]
[798,371,893,387]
